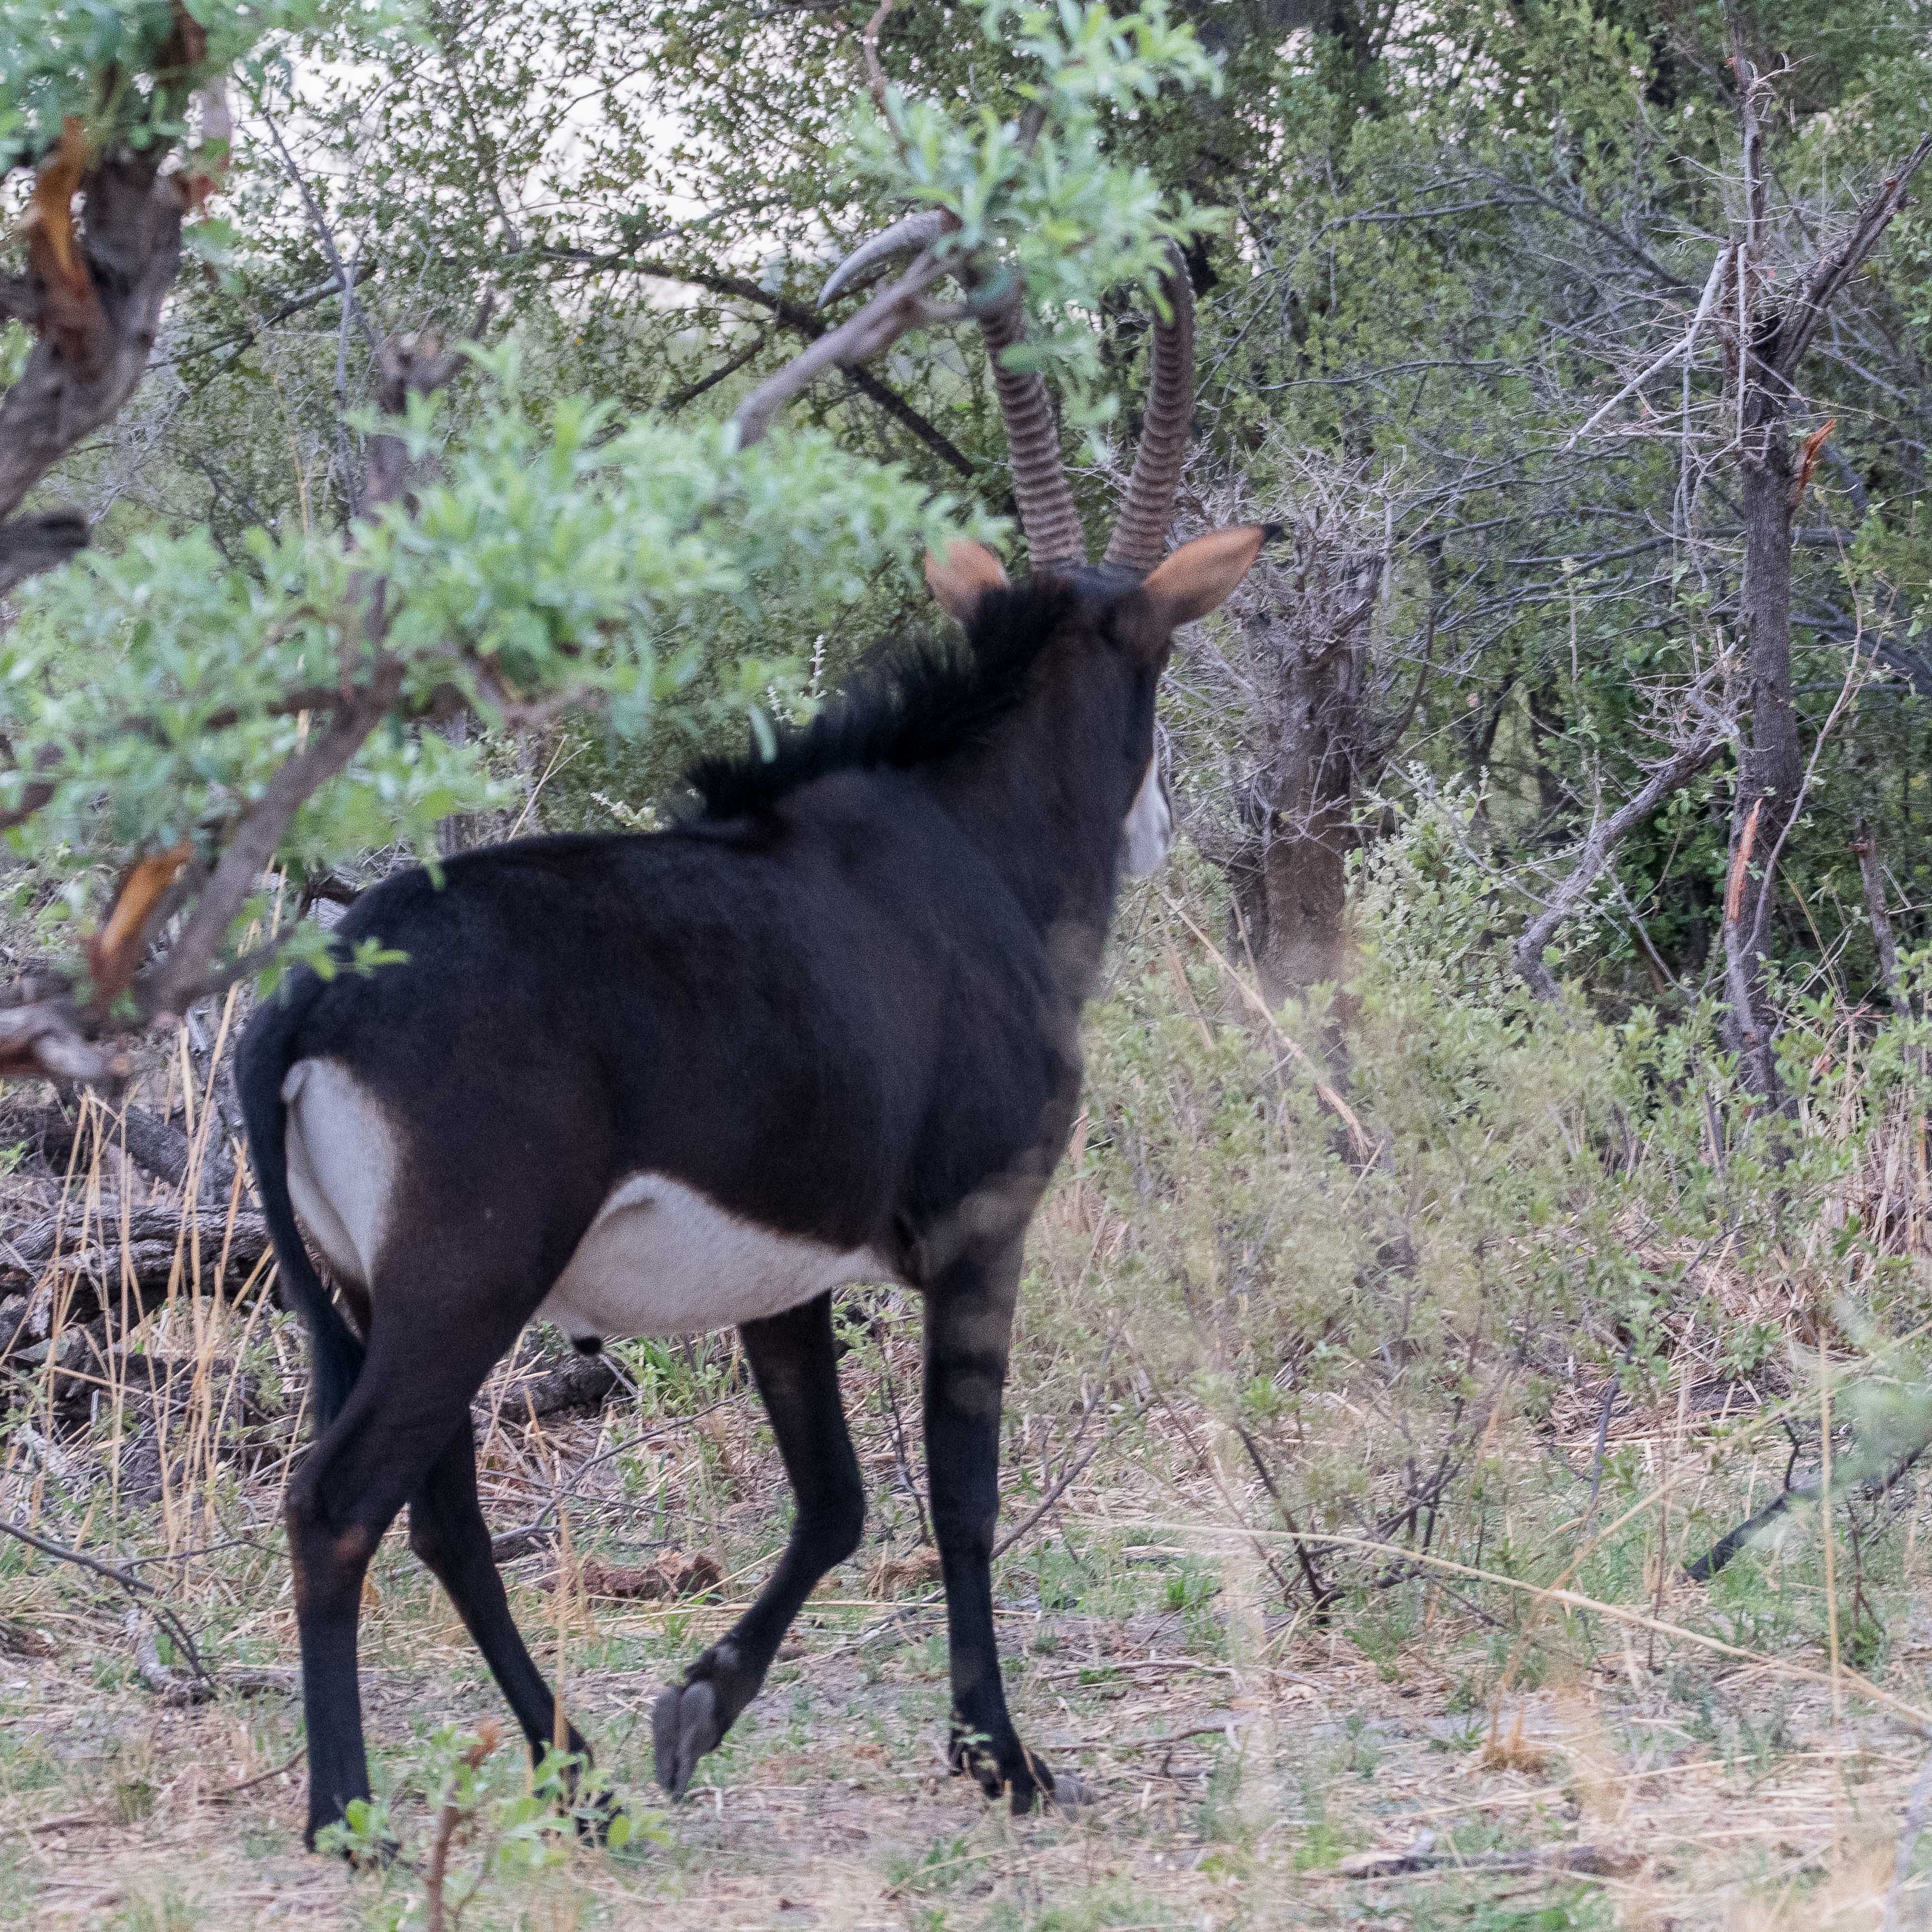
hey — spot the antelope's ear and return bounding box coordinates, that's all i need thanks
[1140,524,1274,628]
[925,541,1010,624]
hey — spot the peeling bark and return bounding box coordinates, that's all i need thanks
[0,150,187,595]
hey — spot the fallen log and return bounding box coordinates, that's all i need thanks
[3,1321,272,1439]
[475,1353,618,1428]
[0,1102,238,1202]
[0,1206,269,1312]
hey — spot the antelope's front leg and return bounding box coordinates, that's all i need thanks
[653,1293,865,1799]
[923,1237,1079,1812]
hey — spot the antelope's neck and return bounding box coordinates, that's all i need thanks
[931,706,1127,992]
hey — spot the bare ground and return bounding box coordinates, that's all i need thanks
[4,1386,1930,1931]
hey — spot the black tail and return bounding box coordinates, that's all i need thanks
[236,983,365,1428]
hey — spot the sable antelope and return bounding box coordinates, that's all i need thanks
[237,217,1266,1846]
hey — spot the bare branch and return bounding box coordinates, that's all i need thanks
[585,253,977,478]
[1515,732,1729,1001]
[1563,244,1730,451]
[1773,134,1932,378]
[860,0,899,119]
[1854,821,1909,1017]
[137,660,405,1021]
[661,330,768,412]
[730,246,952,449]
[257,102,380,359]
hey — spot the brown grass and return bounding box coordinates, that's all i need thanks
[4,906,1932,1927]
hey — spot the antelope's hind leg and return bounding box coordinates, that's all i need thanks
[925,1235,1083,1813]
[286,1273,531,1850]
[408,1426,610,1830]
[653,1292,864,1799]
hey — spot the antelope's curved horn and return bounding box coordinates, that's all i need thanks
[817,209,952,307]
[971,283,1085,567]
[1102,246,1195,576]
[819,211,1085,567]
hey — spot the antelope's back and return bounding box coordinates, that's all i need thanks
[260,780,1071,1289]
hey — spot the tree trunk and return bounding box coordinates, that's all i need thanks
[1230,616,1365,1005]
[1722,378,1800,1100]
[1233,811,1352,1002]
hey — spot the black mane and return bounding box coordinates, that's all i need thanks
[685,580,1077,821]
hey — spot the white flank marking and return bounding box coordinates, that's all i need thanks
[282,1063,888,1337]
[282,1058,399,1287]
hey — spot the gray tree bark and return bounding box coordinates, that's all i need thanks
[1715,18,1929,1098]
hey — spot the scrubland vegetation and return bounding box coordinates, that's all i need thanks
[6,0,1932,1924]
[7,824,1932,1927]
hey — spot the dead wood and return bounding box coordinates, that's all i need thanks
[0,1205,269,1309]
[0,1100,237,1201]
[1855,820,1910,1016]
[548,1551,722,1602]
[476,1352,619,1427]
[1335,1838,1641,1879]
[1515,731,1729,1000]
[124,1609,294,1706]
[0,1516,210,1687]
[0,145,188,594]
[865,1548,942,1596]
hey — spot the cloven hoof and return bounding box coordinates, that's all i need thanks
[651,1679,726,1801]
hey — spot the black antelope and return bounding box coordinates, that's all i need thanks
[238,217,1266,1846]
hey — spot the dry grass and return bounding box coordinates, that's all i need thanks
[5,897,1932,1928]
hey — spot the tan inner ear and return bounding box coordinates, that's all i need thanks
[1141,524,1271,626]
[924,540,1011,624]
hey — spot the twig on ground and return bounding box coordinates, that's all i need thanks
[874,1339,933,1547]
[1334,1838,1641,1880]
[125,1609,294,1705]
[0,1516,210,1685]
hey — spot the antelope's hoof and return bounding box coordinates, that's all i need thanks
[571,1781,623,1844]
[309,1823,400,1868]
[652,1679,724,1801]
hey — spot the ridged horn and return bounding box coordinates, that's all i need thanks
[971,286,1086,567]
[1102,246,1195,575]
[818,214,1086,567]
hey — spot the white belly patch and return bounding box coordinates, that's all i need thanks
[279,1058,881,1336]
[539,1174,889,1340]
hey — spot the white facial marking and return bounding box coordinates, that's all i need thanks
[1119,756,1173,878]
[539,1174,890,1342]
[282,1058,399,1287]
